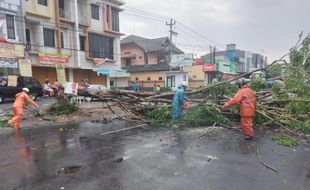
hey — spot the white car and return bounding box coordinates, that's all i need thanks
[84,85,109,102]
[87,85,109,91]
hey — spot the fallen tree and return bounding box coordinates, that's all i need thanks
[87,32,310,140]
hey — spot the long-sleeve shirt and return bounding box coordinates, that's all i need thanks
[13,92,38,108]
[224,84,256,117]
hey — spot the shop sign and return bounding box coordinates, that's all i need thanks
[0,42,24,58]
[19,59,32,76]
[0,57,18,68]
[64,82,79,95]
[203,64,216,72]
[55,64,66,85]
[39,53,69,64]
[217,60,237,74]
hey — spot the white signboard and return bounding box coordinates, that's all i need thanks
[0,57,18,68]
[169,54,194,67]
[64,82,79,95]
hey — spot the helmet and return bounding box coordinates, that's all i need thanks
[235,78,248,87]
[22,88,30,93]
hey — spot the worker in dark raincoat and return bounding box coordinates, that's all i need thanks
[172,82,186,120]
[224,78,256,140]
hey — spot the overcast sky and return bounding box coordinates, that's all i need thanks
[120,0,310,62]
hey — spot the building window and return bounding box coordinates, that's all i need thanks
[158,77,163,81]
[157,54,166,64]
[25,29,31,49]
[183,75,187,82]
[60,32,64,48]
[79,36,85,51]
[111,8,119,32]
[110,79,115,87]
[43,28,55,47]
[147,77,151,81]
[135,77,139,81]
[59,0,65,18]
[6,15,15,40]
[125,58,131,66]
[88,33,114,59]
[167,75,175,87]
[91,4,99,20]
[38,0,48,6]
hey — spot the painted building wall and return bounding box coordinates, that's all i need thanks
[183,65,204,80]
[121,43,145,65]
[24,0,54,18]
[130,71,165,82]
[147,52,159,65]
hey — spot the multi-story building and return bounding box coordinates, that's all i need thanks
[0,0,25,76]
[121,35,184,89]
[202,44,267,83]
[23,0,125,86]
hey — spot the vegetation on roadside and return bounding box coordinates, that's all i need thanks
[272,134,299,147]
[182,103,230,127]
[49,100,79,115]
[0,119,9,128]
[146,106,173,126]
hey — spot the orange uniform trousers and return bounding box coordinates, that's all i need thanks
[240,116,254,137]
[8,106,23,129]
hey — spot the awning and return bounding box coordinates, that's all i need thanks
[93,68,118,75]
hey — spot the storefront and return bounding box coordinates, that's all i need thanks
[0,42,24,76]
[31,52,107,86]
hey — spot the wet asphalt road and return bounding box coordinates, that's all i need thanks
[0,97,55,113]
[0,122,309,190]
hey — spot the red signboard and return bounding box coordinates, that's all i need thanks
[39,53,69,64]
[193,58,203,65]
[203,64,216,72]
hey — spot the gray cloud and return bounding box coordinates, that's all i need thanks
[120,0,310,61]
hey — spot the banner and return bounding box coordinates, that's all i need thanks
[19,59,32,76]
[0,42,24,58]
[39,52,69,64]
[64,82,78,95]
[93,58,113,65]
[55,64,66,84]
[7,75,18,87]
[169,54,194,67]
[0,57,18,68]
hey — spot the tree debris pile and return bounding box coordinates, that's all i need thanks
[89,33,310,139]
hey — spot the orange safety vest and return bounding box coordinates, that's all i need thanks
[224,84,256,117]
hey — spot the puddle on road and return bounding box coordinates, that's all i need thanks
[58,165,82,174]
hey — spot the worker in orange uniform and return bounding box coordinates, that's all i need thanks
[8,88,39,129]
[223,79,256,140]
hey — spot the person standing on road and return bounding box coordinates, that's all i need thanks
[8,88,39,130]
[130,82,139,91]
[223,78,256,140]
[172,82,186,120]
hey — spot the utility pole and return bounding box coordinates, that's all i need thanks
[166,19,177,66]
[213,46,216,63]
